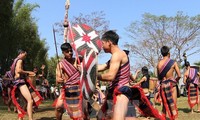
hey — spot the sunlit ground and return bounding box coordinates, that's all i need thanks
[0,96,200,120]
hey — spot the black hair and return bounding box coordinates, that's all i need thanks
[18,49,27,54]
[101,30,119,45]
[123,50,130,55]
[141,66,149,75]
[185,61,190,67]
[60,42,72,51]
[161,46,170,57]
[33,67,39,74]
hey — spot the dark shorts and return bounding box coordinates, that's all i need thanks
[107,86,133,100]
[13,78,26,87]
[105,86,137,117]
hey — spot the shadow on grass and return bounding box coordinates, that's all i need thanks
[178,107,190,113]
[36,107,55,113]
[0,96,7,110]
[0,106,9,111]
[36,117,56,120]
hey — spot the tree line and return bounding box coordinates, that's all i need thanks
[0,0,48,76]
[124,12,200,73]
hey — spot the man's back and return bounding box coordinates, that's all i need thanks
[157,46,180,120]
[157,58,179,80]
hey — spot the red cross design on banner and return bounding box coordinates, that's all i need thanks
[68,24,102,57]
[80,49,97,99]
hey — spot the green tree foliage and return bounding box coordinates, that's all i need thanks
[125,12,200,72]
[194,61,200,71]
[47,55,60,84]
[194,61,200,66]
[0,0,48,74]
[0,0,14,73]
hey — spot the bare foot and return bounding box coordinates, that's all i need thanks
[8,108,11,112]
[190,109,194,114]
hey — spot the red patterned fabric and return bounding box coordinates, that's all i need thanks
[4,71,14,81]
[186,66,199,108]
[26,80,43,106]
[67,24,102,56]
[11,79,43,118]
[108,59,130,90]
[98,86,164,120]
[67,23,101,100]
[11,86,26,117]
[60,59,80,85]
[160,80,178,120]
[2,71,14,105]
[53,58,84,119]
[52,85,84,119]
[62,85,84,119]
[158,58,178,120]
[81,49,97,99]
[10,58,20,77]
[130,86,164,120]
[187,84,199,109]
[187,68,199,85]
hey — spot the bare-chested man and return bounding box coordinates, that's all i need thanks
[54,43,87,120]
[157,46,181,120]
[97,30,139,120]
[10,50,36,120]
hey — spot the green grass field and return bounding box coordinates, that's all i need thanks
[0,96,200,120]
[154,96,200,120]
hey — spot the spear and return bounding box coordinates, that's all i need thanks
[52,26,63,85]
[52,26,59,61]
[63,0,70,43]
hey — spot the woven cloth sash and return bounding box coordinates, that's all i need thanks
[158,59,174,80]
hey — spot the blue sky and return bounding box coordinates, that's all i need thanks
[26,0,200,65]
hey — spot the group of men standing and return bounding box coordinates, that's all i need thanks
[1,29,200,120]
[53,30,198,120]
